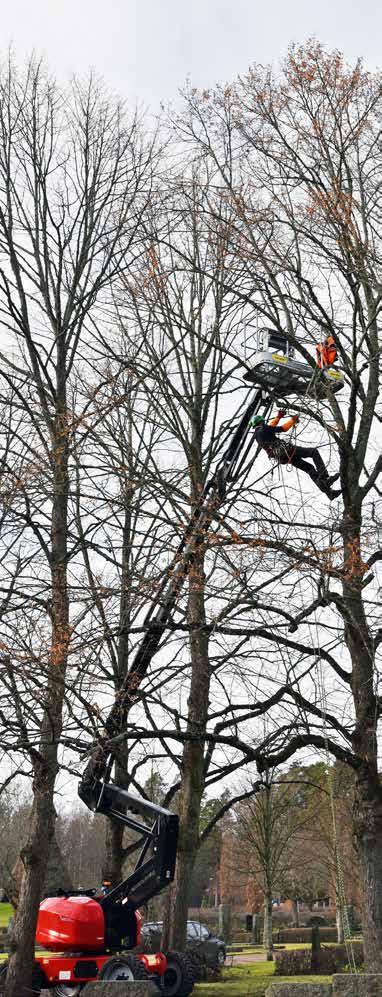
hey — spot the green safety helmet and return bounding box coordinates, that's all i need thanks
[250,414,265,428]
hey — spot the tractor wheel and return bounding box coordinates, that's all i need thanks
[0,960,44,995]
[53,985,84,996]
[98,953,150,981]
[159,951,197,997]
[184,948,206,981]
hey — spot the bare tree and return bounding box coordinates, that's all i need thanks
[109,175,285,950]
[232,769,321,959]
[0,53,157,996]
[71,351,174,885]
[170,41,382,969]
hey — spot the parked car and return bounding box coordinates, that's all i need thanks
[140,920,226,968]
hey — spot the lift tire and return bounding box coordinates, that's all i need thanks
[183,948,206,981]
[98,953,150,981]
[160,951,197,997]
[53,984,84,996]
[53,983,86,997]
[0,960,45,995]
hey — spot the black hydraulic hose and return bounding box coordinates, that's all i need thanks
[223,389,264,462]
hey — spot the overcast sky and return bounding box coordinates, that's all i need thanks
[2,0,381,109]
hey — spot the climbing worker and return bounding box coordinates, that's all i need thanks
[316,334,337,369]
[250,411,340,499]
[99,880,112,896]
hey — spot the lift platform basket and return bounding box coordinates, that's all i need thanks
[243,349,344,398]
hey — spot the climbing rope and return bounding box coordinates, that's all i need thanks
[254,344,357,973]
[291,459,358,973]
[253,375,363,974]
[270,396,357,971]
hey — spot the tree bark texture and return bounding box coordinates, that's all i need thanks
[263,786,273,961]
[6,401,70,997]
[336,908,344,944]
[5,761,57,997]
[341,507,382,971]
[102,421,135,885]
[169,542,211,950]
[263,889,273,961]
[102,754,129,886]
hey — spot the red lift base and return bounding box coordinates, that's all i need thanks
[34,951,167,987]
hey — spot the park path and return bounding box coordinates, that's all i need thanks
[231,951,266,964]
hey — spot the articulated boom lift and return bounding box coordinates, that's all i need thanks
[3,340,343,996]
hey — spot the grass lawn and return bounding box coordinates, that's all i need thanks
[227,944,315,956]
[0,906,12,929]
[228,948,263,955]
[195,961,331,997]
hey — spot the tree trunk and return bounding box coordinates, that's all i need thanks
[311,926,321,972]
[354,782,382,971]
[168,542,210,950]
[219,903,232,943]
[10,833,73,908]
[161,886,173,951]
[102,453,134,886]
[263,889,273,961]
[5,762,57,997]
[336,907,344,944]
[5,402,69,997]
[263,783,273,961]
[102,752,130,885]
[341,506,382,971]
[102,820,125,887]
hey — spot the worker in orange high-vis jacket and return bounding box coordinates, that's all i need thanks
[316,334,338,369]
[251,411,340,499]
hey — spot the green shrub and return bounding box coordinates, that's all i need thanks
[274,927,338,944]
[274,942,363,976]
[274,949,312,975]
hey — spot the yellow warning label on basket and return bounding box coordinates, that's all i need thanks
[272,353,287,363]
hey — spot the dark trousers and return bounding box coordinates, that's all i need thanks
[276,445,331,495]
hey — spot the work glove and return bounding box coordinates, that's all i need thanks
[278,409,286,417]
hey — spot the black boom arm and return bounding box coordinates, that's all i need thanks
[80,386,269,760]
[78,776,178,910]
[78,386,270,906]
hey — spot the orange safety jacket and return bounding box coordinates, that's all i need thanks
[316,335,337,369]
[269,414,298,431]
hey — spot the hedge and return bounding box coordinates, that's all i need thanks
[274,927,338,944]
[274,942,364,976]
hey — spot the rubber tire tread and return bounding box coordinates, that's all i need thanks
[53,985,83,996]
[162,950,197,997]
[183,948,206,981]
[99,953,150,981]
